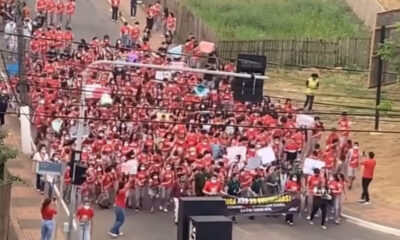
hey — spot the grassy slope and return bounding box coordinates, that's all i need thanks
[184,0,368,40]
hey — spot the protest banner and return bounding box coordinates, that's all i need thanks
[303,158,325,175]
[223,193,300,216]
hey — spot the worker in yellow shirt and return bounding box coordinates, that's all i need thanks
[304,73,319,111]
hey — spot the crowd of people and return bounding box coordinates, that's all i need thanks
[0,0,377,239]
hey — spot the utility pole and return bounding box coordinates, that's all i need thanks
[16,0,28,106]
[375,25,386,130]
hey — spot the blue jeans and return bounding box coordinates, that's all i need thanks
[41,220,54,240]
[78,222,91,240]
[110,207,125,235]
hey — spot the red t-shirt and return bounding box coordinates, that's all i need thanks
[41,206,57,220]
[307,175,321,194]
[362,158,376,179]
[328,180,342,196]
[114,189,128,208]
[76,207,94,222]
[161,170,175,188]
[285,180,300,192]
[239,171,253,188]
[203,181,221,195]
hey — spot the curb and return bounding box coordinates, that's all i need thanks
[342,213,400,237]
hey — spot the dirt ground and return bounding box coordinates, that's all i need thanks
[266,68,400,208]
[379,0,400,9]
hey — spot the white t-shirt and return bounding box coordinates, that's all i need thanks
[32,152,50,173]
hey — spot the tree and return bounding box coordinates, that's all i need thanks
[0,131,18,181]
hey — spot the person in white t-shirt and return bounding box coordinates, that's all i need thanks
[32,145,50,194]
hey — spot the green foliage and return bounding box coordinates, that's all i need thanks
[378,99,393,115]
[377,39,396,62]
[0,131,18,181]
[184,0,367,40]
[0,131,18,165]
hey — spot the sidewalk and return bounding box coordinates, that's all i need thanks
[5,115,65,240]
[343,187,400,231]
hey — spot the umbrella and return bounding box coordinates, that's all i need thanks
[51,118,63,133]
[126,51,139,63]
[6,63,19,76]
[198,41,215,54]
[168,44,182,59]
[194,84,210,97]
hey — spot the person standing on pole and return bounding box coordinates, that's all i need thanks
[303,73,319,111]
[111,0,120,22]
[76,198,94,240]
[108,181,130,237]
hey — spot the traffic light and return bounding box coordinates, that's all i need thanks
[68,150,87,185]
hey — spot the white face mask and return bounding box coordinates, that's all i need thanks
[292,178,297,182]
[211,179,217,183]
[354,146,359,149]
[83,204,90,209]
[166,167,171,171]
[41,149,46,154]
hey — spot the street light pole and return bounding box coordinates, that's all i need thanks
[15,0,28,106]
[65,60,268,240]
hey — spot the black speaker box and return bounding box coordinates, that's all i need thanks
[232,54,267,102]
[177,197,227,240]
[188,216,232,240]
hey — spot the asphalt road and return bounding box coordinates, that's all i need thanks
[23,0,399,239]
[91,207,399,240]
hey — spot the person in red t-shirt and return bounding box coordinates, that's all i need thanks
[306,168,321,218]
[130,21,140,46]
[239,169,254,197]
[76,198,95,239]
[327,174,342,224]
[56,0,64,25]
[148,172,161,213]
[359,152,376,204]
[202,175,222,196]
[160,163,175,212]
[346,141,361,190]
[109,181,130,237]
[133,164,147,210]
[65,0,75,27]
[285,175,300,225]
[120,21,130,47]
[47,0,56,25]
[111,0,120,21]
[40,197,57,240]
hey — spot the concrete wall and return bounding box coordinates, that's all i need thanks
[344,0,385,30]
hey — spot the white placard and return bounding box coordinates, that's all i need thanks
[155,71,171,80]
[303,158,325,175]
[296,114,314,127]
[256,146,276,165]
[227,146,247,162]
[247,157,262,170]
[121,160,138,175]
